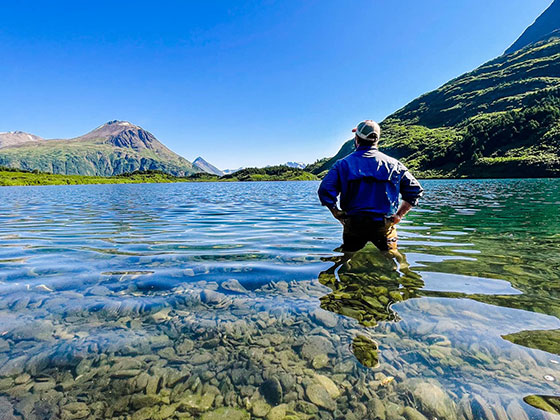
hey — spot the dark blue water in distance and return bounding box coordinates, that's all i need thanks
[0,180,559,419]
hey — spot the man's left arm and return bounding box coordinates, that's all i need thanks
[393,170,423,224]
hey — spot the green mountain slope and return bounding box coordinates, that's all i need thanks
[0,121,199,177]
[310,6,560,178]
[383,37,560,178]
[306,140,355,177]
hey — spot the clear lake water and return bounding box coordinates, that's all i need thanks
[0,179,559,419]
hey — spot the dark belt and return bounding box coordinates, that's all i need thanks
[345,212,386,222]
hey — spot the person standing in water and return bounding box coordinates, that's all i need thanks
[318,120,423,252]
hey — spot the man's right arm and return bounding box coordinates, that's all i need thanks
[318,164,344,222]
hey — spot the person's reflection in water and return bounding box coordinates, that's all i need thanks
[318,245,424,368]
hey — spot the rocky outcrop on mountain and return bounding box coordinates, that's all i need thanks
[0,121,199,177]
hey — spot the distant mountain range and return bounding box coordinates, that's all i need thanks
[222,167,244,175]
[283,162,307,169]
[0,121,199,177]
[309,0,560,178]
[0,125,312,179]
[193,157,224,176]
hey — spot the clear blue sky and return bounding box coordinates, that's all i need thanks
[0,0,552,169]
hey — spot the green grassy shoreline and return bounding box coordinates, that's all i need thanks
[0,167,318,186]
[2,167,558,187]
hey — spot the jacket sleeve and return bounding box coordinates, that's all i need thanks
[400,170,423,206]
[318,163,341,209]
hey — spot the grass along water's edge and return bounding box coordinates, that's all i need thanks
[0,167,319,186]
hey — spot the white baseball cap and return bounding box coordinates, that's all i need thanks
[352,120,381,141]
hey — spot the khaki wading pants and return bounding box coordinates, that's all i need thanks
[342,215,398,252]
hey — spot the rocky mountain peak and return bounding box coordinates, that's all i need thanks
[104,120,138,128]
[78,120,163,151]
[0,131,44,149]
[193,156,224,176]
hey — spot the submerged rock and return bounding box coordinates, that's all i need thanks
[61,402,90,419]
[403,406,428,420]
[277,373,296,394]
[0,378,14,392]
[0,397,17,420]
[0,355,27,376]
[179,391,216,412]
[471,395,497,420]
[260,377,283,405]
[131,407,157,420]
[313,374,340,398]
[506,400,530,420]
[130,394,161,410]
[220,279,248,294]
[251,398,271,417]
[411,381,457,420]
[200,290,226,305]
[368,398,386,420]
[201,407,250,420]
[305,383,336,411]
[385,401,404,420]
[311,308,338,328]
[299,335,335,360]
[266,404,288,420]
[312,353,329,369]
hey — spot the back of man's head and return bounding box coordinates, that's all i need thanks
[353,120,381,147]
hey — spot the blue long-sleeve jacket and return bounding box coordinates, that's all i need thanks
[318,145,423,219]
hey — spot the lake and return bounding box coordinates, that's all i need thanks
[0,179,559,420]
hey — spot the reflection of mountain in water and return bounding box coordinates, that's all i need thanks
[318,247,425,369]
[401,179,560,322]
[318,247,424,328]
[318,237,560,372]
[502,329,560,355]
[523,395,560,416]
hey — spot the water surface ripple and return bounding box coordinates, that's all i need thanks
[0,180,559,419]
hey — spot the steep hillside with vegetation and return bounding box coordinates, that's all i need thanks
[383,37,560,178]
[306,141,355,177]
[0,121,199,177]
[310,10,560,178]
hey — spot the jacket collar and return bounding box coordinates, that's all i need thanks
[355,145,378,152]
